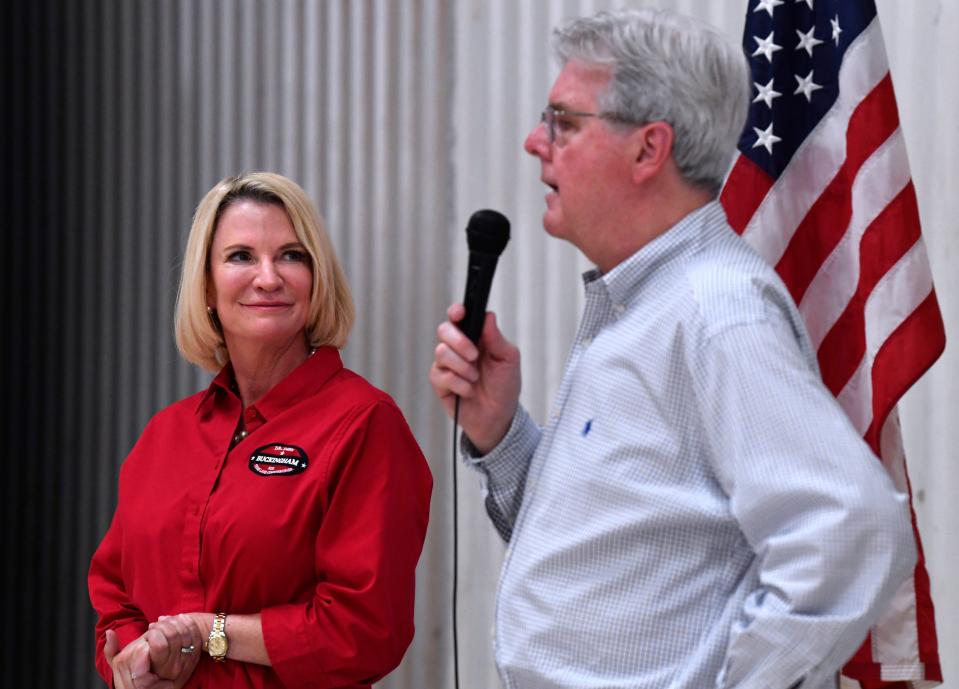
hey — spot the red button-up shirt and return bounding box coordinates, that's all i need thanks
[89,347,432,688]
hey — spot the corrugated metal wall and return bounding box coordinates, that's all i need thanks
[4,1,955,688]
[4,1,456,686]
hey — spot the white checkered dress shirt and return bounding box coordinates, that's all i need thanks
[464,202,915,689]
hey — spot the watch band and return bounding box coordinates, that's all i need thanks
[206,612,228,662]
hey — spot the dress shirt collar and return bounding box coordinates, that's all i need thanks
[582,201,729,309]
[195,345,344,419]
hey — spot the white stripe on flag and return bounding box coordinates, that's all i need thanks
[838,356,871,435]
[873,573,923,681]
[864,240,934,356]
[874,414,931,684]
[835,241,934,433]
[799,129,911,347]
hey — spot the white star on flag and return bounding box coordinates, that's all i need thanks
[752,31,782,63]
[753,78,782,109]
[831,15,843,45]
[754,0,784,17]
[795,26,823,56]
[793,69,823,101]
[795,0,813,8]
[752,123,781,154]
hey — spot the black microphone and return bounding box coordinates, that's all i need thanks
[456,209,510,344]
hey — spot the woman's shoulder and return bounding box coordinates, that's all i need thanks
[117,390,210,477]
[325,367,398,411]
[140,389,210,432]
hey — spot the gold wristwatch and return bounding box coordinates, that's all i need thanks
[205,612,228,662]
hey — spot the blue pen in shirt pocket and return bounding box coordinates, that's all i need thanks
[582,419,593,437]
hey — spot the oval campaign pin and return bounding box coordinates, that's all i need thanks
[248,443,309,476]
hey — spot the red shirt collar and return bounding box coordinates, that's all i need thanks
[195,346,344,419]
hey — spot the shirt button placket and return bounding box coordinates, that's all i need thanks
[180,494,205,608]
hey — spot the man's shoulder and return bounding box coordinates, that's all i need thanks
[681,229,797,337]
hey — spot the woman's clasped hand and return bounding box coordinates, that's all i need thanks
[104,614,204,689]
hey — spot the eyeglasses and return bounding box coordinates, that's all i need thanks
[540,105,634,146]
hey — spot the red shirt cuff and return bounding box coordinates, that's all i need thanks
[261,603,329,689]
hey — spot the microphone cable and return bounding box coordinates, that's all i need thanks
[450,207,508,689]
[452,396,462,689]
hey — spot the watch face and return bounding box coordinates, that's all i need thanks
[208,634,228,657]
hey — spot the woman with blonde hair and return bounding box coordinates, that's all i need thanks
[89,172,432,689]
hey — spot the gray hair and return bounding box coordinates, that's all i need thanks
[553,8,749,194]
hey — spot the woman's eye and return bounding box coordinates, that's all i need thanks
[282,249,309,262]
[227,250,253,262]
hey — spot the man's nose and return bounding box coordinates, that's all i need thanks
[524,121,551,159]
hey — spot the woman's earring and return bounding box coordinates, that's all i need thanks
[207,307,223,334]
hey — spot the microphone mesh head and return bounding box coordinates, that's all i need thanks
[466,209,510,255]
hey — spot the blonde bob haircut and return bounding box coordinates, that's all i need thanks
[174,172,355,372]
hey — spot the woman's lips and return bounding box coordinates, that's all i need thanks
[242,302,293,309]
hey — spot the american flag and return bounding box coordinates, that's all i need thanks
[719,0,945,687]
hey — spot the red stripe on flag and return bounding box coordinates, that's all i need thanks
[903,465,944,684]
[775,75,899,304]
[859,184,921,288]
[864,292,946,456]
[844,632,878,685]
[816,184,921,396]
[719,154,773,235]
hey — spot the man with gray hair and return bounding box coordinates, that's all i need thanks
[430,8,915,689]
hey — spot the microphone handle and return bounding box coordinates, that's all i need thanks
[457,251,501,344]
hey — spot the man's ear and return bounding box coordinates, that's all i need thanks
[631,121,675,185]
